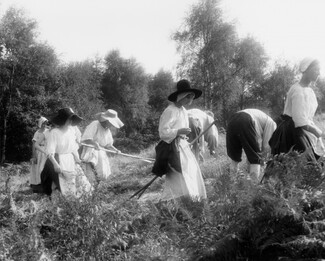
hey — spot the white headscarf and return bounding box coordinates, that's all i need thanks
[38,116,48,128]
[299,57,316,73]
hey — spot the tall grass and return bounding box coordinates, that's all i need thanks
[3,129,325,260]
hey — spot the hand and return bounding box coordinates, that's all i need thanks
[54,164,61,174]
[177,128,191,136]
[30,158,37,164]
[94,142,101,150]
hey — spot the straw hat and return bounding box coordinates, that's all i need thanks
[95,109,124,128]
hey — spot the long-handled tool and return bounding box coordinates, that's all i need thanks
[130,120,218,200]
[80,143,155,163]
[129,175,159,199]
[189,119,217,146]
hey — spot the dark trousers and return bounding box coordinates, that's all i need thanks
[226,111,262,164]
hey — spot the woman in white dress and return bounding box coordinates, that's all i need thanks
[269,58,325,160]
[81,109,123,181]
[46,107,83,197]
[30,116,49,190]
[153,79,207,201]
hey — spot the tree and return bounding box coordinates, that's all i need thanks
[58,59,105,127]
[101,50,149,136]
[174,0,269,126]
[0,7,60,162]
[148,69,174,113]
[232,37,268,110]
[174,0,237,113]
[255,62,297,119]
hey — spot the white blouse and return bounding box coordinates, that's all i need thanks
[241,109,277,152]
[159,103,189,144]
[81,120,113,147]
[284,83,317,127]
[46,127,78,171]
[283,82,324,155]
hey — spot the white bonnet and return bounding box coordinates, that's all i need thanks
[38,116,48,128]
[299,57,317,73]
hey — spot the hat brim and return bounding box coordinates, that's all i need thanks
[98,116,124,129]
[168,89,202,102]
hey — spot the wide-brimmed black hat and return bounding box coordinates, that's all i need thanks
[168,79,202,102]
[51,107,83,126]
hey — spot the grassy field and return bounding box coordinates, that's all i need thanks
[2,132,325,260]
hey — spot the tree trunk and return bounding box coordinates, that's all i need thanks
[1,115,7,164]
[1,65,14,164]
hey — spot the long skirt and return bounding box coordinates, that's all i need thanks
[161,139,207,201]
[81,147,111,180]
[269,115,317,160]
[30,150,47,185]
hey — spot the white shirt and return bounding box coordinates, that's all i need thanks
[241,109,277,152]
[283,82,324,155]
[159,104,189,144]
[81,120,114,147]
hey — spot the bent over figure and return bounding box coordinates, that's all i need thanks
[226,108,276,180]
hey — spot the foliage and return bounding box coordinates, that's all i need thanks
[0,7,61,163]
[255,62,297,118]
[173,0,268,125]
[101,50,150,136]
[148,69,174,113]
[58,59,106,127]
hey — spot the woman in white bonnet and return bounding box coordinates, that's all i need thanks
[30,116,49,191]
[81,109,123,182]
[269,57,324,159]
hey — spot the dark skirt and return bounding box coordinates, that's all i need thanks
[269,115,316,160]
[152,139,182,177]
[40,155,61,196]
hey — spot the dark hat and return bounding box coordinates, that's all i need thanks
[168,79,202,102]
[51,107,83,126]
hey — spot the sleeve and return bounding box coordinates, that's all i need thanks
[158,107,178,144]
[46,130,57,155]
[74,126,82,143]
[262,118,277,151]
[81,121,97,141]
[291,89,309,127]
[32,131,39,142]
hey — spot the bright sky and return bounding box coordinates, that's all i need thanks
[0,0,325,75]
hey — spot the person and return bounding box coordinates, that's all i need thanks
[152,79,207,201]
[30,116,49,192]
[42,107,83,197]
[226,108,277,180]
[187,108,219,160]
[269,58,324,160]
[80,109,123,182]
